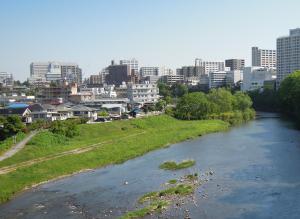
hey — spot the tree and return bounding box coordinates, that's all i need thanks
[233,91,253,111]
[49,120,79,138]
[171,83,188,98]
[155,99,167,111]
[248,88,279,111]
[164,96,173,105]
[207,88,234,113]
[278,70,300,120]
[22,80,30,87]
[0,116,25,140]
[175,92,213,120]
[158,82,171,98]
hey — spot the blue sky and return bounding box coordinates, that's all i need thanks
[0,0,300,81]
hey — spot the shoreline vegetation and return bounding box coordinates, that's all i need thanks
[159,159,196,170]
[0,115,229,204]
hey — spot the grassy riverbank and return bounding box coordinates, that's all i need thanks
[0,115,228,204]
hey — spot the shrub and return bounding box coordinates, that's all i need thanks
[49,120,79,138]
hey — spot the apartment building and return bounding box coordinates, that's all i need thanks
[127,82,159,104]
[120,58,139,74]
[0,72,13,86]
[30,62,82,84]
[196,59,225,75]
[277,28,300,85]
[225,59,245,70]
[252,47,276,68]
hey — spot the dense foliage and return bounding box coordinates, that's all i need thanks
[247,71,300,125]
[0,116,26,140]
[278,71,300,122]
[248,89,279,111]
[174,88,255,124]
[49,120,79,138]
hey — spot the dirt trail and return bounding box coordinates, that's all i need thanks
[0,131,38,162]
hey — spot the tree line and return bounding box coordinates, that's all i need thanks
[248,70,300,124]
[173,88,255,124]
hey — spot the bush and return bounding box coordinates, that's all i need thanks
[98,110,109,117]
[0,116,25,140]
[49,120,79,138]
[28,119,50,131]
[165,107,175,116]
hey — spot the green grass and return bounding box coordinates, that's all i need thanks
[119,201,169,219]
[0,115,229,203]
[138,184,194,204]
[0,132,27,156]
[185,173,198,181]
[159,159,196,170]
[125,173,199,218]
[168,179,177,184]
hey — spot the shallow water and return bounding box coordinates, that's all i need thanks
[1,114,300,219]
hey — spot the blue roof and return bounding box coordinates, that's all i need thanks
[8,103,29,109]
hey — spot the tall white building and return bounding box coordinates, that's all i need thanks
[30,62,82,84]
[209,71,227,88]
[226,70,243,85]
[252,47,276,68]
[0,72,13,87]
[277,28,300,85]
[140,67,160,77]
[140,66,174,77]
[30,62,49,83]
[127,82,159,104]
[242,67,276,91]
[45,62,61,82]
[196,59,225,75]
[120,59,139,74]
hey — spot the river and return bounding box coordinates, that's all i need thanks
[0,114,300,219]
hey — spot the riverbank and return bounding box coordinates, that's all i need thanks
[0,115,229,204]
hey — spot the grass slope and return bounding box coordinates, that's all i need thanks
[0,115,228,203]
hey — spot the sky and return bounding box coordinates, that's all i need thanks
[0,0,300,81]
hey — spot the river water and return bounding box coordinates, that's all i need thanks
[0,114,300,219]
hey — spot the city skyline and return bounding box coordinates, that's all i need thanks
[1,0,300,81]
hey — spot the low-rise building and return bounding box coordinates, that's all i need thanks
[160,75,184,84]
[225,70,243,86]
[242,67,277,91]
[70,105,98,121]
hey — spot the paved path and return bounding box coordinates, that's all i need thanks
[0,131,38,162]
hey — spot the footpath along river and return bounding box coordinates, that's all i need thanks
[0,113,300,219]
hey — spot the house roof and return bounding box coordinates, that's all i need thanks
[101,104,124,109]
[8,103,29,109]
[41,104,56,110]
[0,107,31,116]
[71,105,96,112]
[55,104,72,112]
[28,103,45,112]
